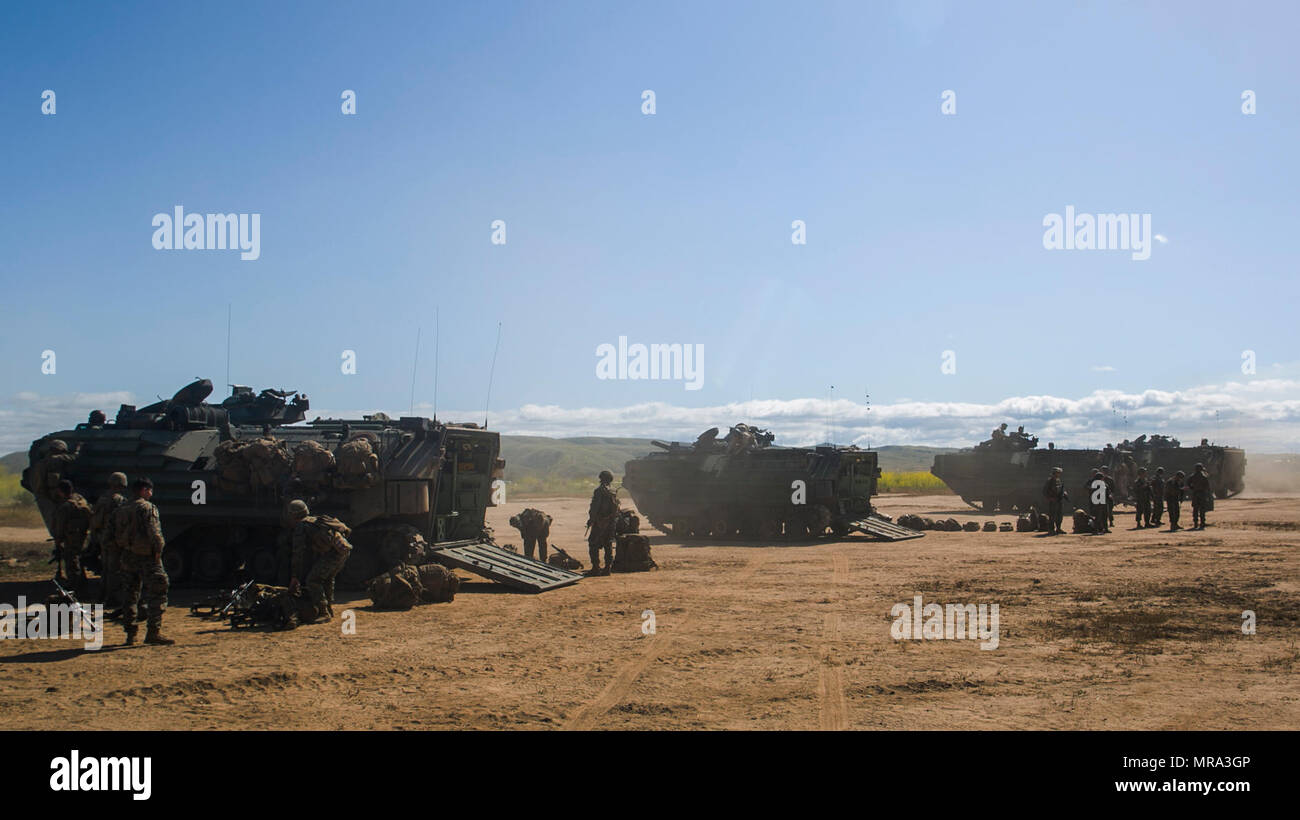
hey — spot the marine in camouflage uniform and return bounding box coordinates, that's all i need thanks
[51,480,92,595]
[586,471,619,574]
[1132,468,1152,528]
[509,507,553,562]
[1041,467,1066,535]
[289,500,352,621]
[1164,471,1186,531]
[1187,463,1213,529]
[90,472,129,608]
[1149,468,1166,526]
[115,477,174,645]
[1087,470,1109,534]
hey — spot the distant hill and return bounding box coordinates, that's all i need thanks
[0,452,27,475]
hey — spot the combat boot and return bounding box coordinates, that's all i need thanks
[144,627,175,646]
[123,626,137,646]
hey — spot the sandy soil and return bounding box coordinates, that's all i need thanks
[0,493,1296,730]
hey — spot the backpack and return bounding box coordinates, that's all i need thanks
[416,563,459,603]
[292,440,335,485]
[335,438,380,487]
[612,534,656,573]
[368,564,423,610]
[306,515,351,554]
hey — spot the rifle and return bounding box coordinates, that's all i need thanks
[218,578,257,618]
[51,578,98,634]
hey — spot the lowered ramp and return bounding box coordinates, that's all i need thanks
[847,516,925,542]
[430,542,583,593]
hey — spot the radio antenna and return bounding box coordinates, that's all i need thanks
[225,303,232,391]
[409,326,421,417]
[484,322,502,429]
[433,307,439,423]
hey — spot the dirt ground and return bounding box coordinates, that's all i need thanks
[0,492,1296,730]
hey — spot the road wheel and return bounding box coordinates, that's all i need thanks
[192,544,229,586]
[708,512,731,539]
[162,548,188,583]
[757,517,781,541]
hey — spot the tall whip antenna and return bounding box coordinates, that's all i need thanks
[484,322,502,429]
[225,303,232,391]
[409,326,421,417]
[433,307,439,423]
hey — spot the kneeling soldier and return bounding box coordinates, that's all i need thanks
[288,500,352,621]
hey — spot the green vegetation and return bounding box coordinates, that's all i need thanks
[876,470,950,494]
[0,466,35,507]
[0,465,41,527]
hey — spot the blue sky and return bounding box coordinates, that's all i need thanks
[2,1,1298,452]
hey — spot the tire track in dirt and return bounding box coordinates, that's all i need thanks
[818,549,849,730]
[563,557,760,730]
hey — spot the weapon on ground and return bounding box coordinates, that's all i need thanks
[190,577,257,620]
[51,578,98,633]
[218,578,257,618]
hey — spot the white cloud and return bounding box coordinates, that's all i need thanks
[1154,234,1169,243]
[4,380,1299,456]
[1090,365,1116,372]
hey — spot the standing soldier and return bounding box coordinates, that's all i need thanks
[1187,463,1214,529]
[89,472,129,612]
[1132,468,1152,528]
[115,478,174,645]
[51,480,92,596]
[1150,467,1167,527]
[586,470,619,575]
[1087,469,1110,534]
[1042,467,1067,535]
[288,500,352,622]
[1101,467,1117,528]
[509,507,553,562]
[1164,470,1186,531]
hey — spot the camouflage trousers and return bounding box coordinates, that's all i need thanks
[523,536,548,562]
[1046,500,1063,533]
[1135,499,1151,526]
[304,548,349,616]
[588,524,614,570]
[57,547,86,595]
[1166,500,1181,528]
[100,544,123,607]
[120,550,169,631]
[1191,495,1210,527]
[1151,496,1164,524]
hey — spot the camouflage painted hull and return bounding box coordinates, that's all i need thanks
[931,443,1246,514]
[623,436,880,541]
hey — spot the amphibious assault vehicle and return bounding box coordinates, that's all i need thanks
[930,430,1247,513]
[622,424,920,541]
[22,379,505,588]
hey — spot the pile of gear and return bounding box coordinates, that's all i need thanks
[896,514,1016,533]
[367,563,460,610]
[191,581,321,631]
[612,509,656,572]
[214,434,382,496]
